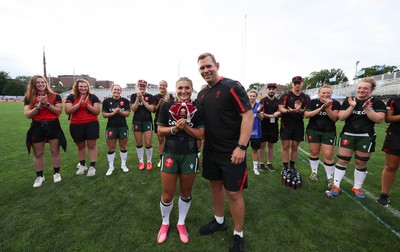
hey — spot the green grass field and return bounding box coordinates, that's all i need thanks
[0,102,399,251]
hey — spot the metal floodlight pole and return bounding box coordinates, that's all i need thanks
[354,60,360,85]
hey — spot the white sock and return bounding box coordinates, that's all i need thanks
[333,164,346,188]
[136,146,144,163]
[324,163,335,180]
[146,147,153,163]
[253,161,258,170]
[160,199,173,225]
[120,150,127,166]
[107,152,115,168]
[309,158,319,173]
[215,215,224,224]
[354,168,367,189]
[178,196,192,225]
[234,230,243,238]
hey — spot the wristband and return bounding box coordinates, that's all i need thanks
[237,144,247,150]
[170,127,176,135]
[46,103,50,107]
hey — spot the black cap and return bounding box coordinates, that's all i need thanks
[267,83,277,88]
[292,76,303,83]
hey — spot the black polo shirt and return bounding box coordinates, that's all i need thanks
[387,98,400,134]
[197,77,252,153]
[279,91,310,128]
[260,96,279,130]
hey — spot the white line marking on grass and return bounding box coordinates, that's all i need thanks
[297,146,400,238]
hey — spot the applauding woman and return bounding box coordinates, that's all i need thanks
[102,84,131,175]
[65,79,100,177]
[24,75,66,187]
[156,77,204,244]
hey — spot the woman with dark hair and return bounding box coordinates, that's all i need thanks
[65,79,100,177]
[102,84,131,175]
[24,75,66,187]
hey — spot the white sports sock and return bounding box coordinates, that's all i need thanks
[324,163,335,180]
[333,165,346,188]
[160,199,173,225]
[253,161,258,170]
[215,215,224,224]
[120,151,127,166]
[234,230,243,238]
[107,152,115,168]
[136,147,144,162]
[146,147,153,163]
[177,196,192,225]
[354,168,367,189]
[309,158,319,173]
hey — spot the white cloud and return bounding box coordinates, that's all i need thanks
[1,0,399,91]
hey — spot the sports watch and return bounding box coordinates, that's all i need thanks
[237,144,247,150]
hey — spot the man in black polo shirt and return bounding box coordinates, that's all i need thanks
[278,76,310,187]
[259,83,281,172]
[197,52,253,252]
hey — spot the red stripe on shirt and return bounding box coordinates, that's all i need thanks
[239,168,248,191]
[230,88,246,112]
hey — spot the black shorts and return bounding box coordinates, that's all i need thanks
[202,148,248,192]
[29,119,62,143]
[250,139,261,150]
[382,132,400,156]
[261,126,279,143]
[280,126,304,142]
[70,121,100,143]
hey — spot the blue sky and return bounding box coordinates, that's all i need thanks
[1,0,399,91]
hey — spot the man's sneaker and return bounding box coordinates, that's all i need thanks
[330,185,341,197]
[33,176,45,188]
[377,193,390,207]
[327,178,334,189]
[177,224,189,244]
[87,166,96,177]
[352,188,366,199]
[157,224,169,244]
[76,162,80,169]
[267,163,276,172]
[53,173,62,183]
[121,164,129,173]
[309,172,318,182]
[146,161,152,170]
[230,234,244,252]
[258,163,266,172]
[157,160,161,168]
[199,218,228,235]
[76,165,88,175]
[139,162,145,170]
[106,166,114,176]
[253,167,260,176]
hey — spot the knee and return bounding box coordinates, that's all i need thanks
[227,191,242,201]
[385,163,399,173]
[162,193,174,203]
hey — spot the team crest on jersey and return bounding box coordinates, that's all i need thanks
[119,101,125,106]
[342,139,350,146]
[145,96,149,101]
[165,157,174,168]
[216,90,221,99]
[169,101,197,123]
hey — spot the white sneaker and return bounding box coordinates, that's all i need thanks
[121,164,129,173]
[106,166,114,176]
[53,173,62,183]
[87,166,96,177]
[33,176,45,188]
[253,168,260,176]
[76,162,80,169]
[76,165,88,175]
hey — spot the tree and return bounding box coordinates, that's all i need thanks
[247,82,265,92]
[0,71,11,95]
[355,65,398,78]
[304,68,348,89]
[2,79,26,96]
